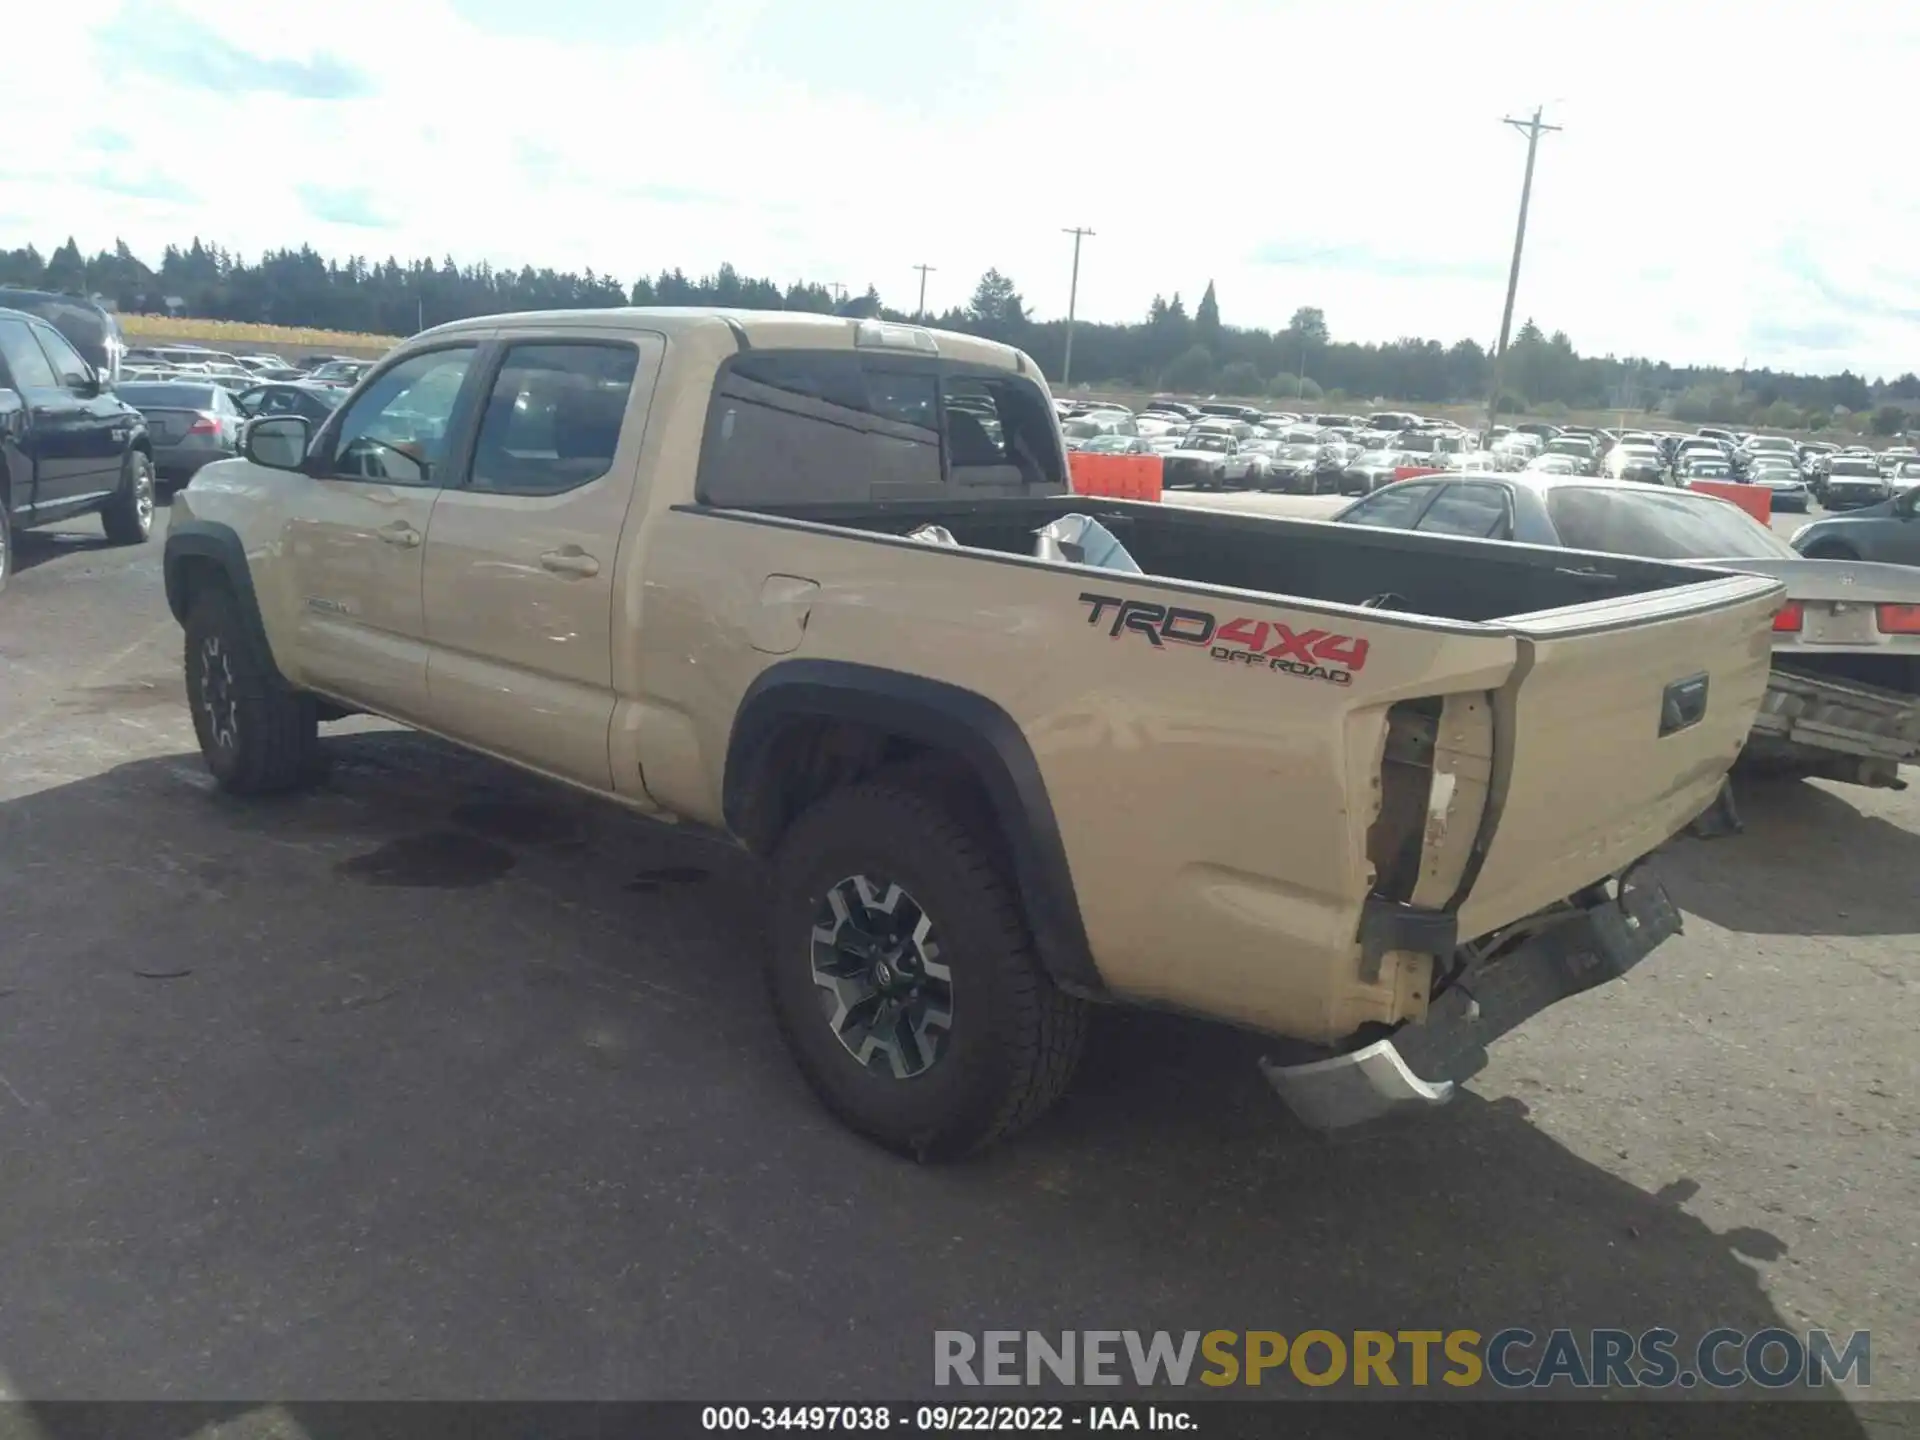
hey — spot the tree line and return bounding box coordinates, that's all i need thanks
[4,235,1916,434]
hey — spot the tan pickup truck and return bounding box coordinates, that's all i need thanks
[162,309,1784,1157]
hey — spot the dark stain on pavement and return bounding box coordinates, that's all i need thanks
[334,831,515,888]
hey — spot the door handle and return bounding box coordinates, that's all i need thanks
[539,546,601,577]
[377,522,422,548]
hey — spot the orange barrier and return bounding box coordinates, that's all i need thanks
[1393,466,1444,482]
[1689,480,1772,526]
[1069,451,1163,502]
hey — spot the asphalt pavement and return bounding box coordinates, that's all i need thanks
[0,499,1912,1419]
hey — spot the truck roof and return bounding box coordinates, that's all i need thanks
[415,307,1036,377]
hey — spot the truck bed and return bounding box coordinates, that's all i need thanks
[745,494,1708,622]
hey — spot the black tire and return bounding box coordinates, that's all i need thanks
[183,585,325,794]
[1801,541,1859,561]
[766,778,1088,1160]
[100,450,156,546]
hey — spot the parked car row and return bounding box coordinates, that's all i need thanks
[1063,395,1920,517]
[1057,397,1488,495]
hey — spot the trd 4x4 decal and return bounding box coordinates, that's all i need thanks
[1079,592,1369,686]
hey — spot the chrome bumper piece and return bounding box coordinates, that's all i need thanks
[1262,872,1683,1131]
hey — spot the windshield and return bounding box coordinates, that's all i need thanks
[116,383,218,408]
[1830,460,1879,476]
[1280,445,1320,461]
[1356,450,1397,465]
[1083,434,1133,452]
[1182,434,1231,452]
[1547,487,1795,560]
[1062,419,1104,437]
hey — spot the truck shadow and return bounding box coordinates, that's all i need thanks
[1653,775,1920,938]
[0,732,1869,1421]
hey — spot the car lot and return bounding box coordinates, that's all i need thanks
[0,500,1914,1411]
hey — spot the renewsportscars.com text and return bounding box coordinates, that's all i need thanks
[934,1328,1870,1390]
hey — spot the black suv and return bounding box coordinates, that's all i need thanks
[0,304,156,593]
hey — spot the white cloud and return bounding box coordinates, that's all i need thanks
[7,0,1920,376]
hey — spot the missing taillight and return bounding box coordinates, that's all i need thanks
[1773,602,1804,632]
[1877,604,1920,634]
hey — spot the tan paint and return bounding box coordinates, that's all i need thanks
[173,307,1785,1047]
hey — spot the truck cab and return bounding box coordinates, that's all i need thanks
[0,306,156,589]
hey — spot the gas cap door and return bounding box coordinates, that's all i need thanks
[749,574,820,655]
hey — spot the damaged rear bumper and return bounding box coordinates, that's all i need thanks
[1262,872,1683,1130]
[1743,667,1920,790]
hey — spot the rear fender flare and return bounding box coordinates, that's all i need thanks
[723,660,1106,998]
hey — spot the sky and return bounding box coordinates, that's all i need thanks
[6,0,1920,378]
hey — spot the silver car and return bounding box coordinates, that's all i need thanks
[114,381,247,484]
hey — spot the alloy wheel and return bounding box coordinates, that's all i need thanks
[198,635,238,751]
[810,874,954,1079]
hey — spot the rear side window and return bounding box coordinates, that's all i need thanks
[696,350,1062,506]
[470,342,639,495]
[698,352,943,506]
[1416,484,1512,539]
[0,318,60,390]
[1340,481,1439,528]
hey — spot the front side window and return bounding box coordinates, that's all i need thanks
[31,323,93,388]
[0,319,67,390]
[325,347,475,485]
[470,342,639,495]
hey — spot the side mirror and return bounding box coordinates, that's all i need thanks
[69,367,101,398]
[245,415,311,471]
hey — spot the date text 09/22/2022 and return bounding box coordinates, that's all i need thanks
[701,1406,1188,1432]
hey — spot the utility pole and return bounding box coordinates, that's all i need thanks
[826,281,847,307]
[912,263,936,320]
[1061,227,1094,387]
[1485,107,1561,437]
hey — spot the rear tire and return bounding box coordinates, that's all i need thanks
[184,586,325,795]
[766,777,1088,1160]
[100,451,156,546]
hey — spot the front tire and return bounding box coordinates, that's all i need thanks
[100,451,156,546]
[766,778,1089,1160]
[184,586,325,794]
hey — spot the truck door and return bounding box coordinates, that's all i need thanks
[0,316,81,512]
[26,321,124,502]
[283,344,481,721]
[418,330,664,790]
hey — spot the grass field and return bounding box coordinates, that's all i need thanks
[119,314,400,357]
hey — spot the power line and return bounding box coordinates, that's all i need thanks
[1061,227,1095,387]
[1485,107,1562,437]
[912,263,936,320]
